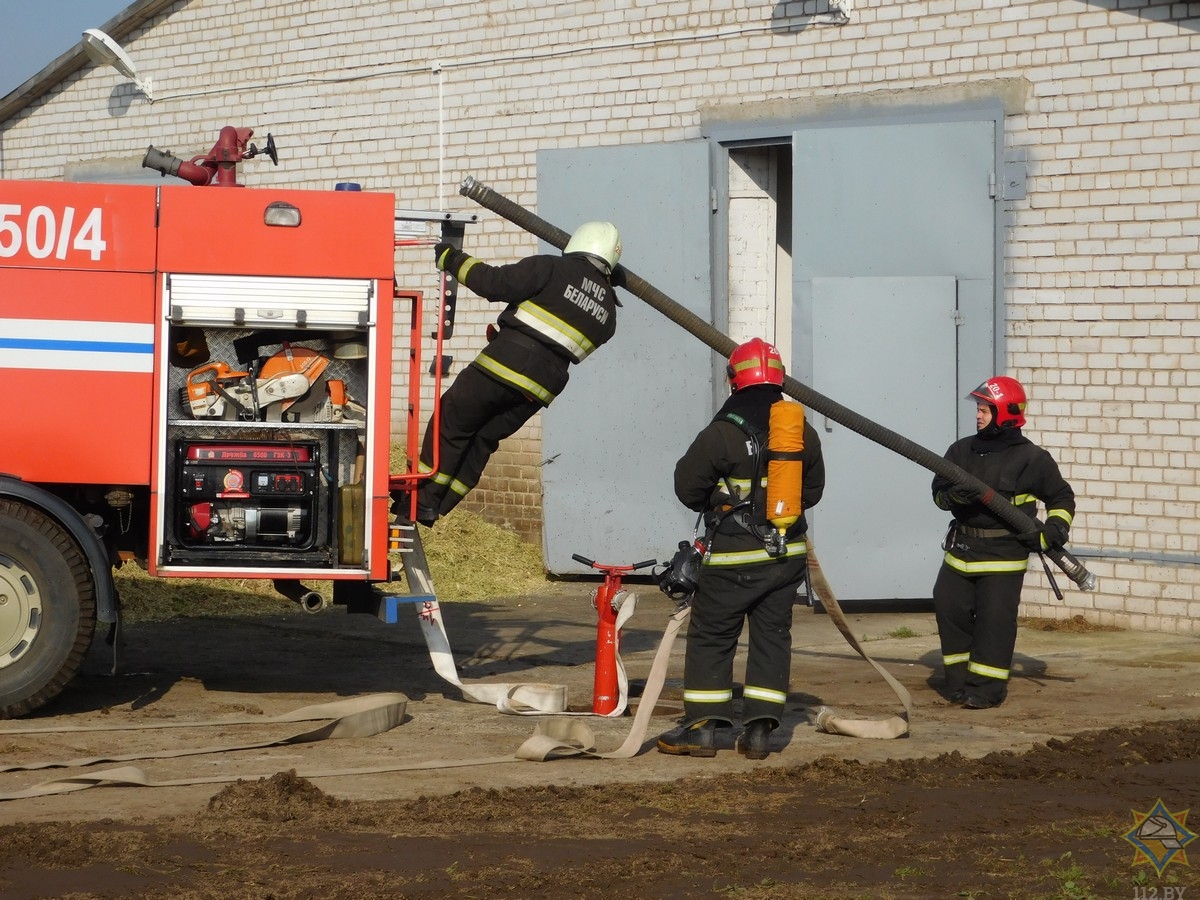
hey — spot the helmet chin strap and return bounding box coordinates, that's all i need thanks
[581,253,611,275]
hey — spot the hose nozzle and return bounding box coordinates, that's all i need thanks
[143,145,213,186]
[1050,549,1099,592]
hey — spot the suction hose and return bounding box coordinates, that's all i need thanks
[457,176,1096,592]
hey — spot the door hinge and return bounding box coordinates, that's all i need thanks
[953,310,965,327]
[710,186,718,213]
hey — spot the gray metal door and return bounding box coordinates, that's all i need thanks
[792,119,998,599]
[538,142,713,573]
[811,276,957,597]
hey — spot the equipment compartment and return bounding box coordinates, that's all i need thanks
[159,321,371,571]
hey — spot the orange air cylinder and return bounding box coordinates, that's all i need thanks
[766,400,806,535]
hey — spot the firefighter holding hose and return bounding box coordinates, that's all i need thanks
[657,338,825,759]
[931,376,1077,709]
[394,222,622,526]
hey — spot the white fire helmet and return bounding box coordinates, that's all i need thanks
[563,221,621,273]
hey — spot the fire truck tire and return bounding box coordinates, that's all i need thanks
[0,501,97,719]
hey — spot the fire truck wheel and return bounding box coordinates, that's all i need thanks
[0,501,97,718]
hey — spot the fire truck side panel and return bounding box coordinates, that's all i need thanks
[0,267,155,484]
[155,186,396,278]
[366,304,393,582]
[148,186,396,583]
[0,181,158,273]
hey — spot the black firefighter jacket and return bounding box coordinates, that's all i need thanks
[932,429,1075,575]
[674,385,825,567]
[438,249,618,406]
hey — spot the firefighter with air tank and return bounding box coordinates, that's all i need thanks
[656,338,825,759]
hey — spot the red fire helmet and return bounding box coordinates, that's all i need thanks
[727,338,785,391]
[969,376,1027,428]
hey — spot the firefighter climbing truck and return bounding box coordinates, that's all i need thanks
[0,127,469,718]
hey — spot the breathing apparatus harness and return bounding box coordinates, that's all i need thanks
[656,403,807,604]
[713,410,799,559]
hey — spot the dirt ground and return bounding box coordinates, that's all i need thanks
[0,581,1197,899]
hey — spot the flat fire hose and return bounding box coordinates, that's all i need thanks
[512,604,690,760]
[0,694,410,800]
[397,528,700,756]
[0,605,691,799]
[806,541,911,738]
[398,523,907,742]
[399,531,636,716]
[0,554,898,799]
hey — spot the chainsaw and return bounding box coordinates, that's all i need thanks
[183,344,330,420]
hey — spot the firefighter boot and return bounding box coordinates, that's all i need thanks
[389,491,411,522]
[963,679,1007,709]
[656,720,718,757]
[391,489,438,527]
[413,485,441,527]
[737,719,775,760]
[941,661,967,705]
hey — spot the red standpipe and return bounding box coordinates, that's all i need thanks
[592,571,622,715]
[573,555,657,715]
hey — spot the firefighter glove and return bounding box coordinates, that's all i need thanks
[1016,529,1043,551]
[936,484,981,509]
[1040,517,1069,551]
[945,484,982,505]
[434,242,457,272]
[708,488,735,512]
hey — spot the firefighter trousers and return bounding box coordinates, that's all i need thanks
[418,364,543,517]
[931,566,1024,704]
[682,554,807,728]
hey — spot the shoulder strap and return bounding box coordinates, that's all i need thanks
[717,412,770,534]
[721,411,765,443]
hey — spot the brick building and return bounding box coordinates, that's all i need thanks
[2,0,1199,633]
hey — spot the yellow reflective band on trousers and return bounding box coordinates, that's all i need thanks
[684,688,734,705]
[429,470,471,497]
[943,652,970,667]
[743,685,787,705]
[705,541,807,567]
[942,553,1028,575]
[513,303,594,361]
[968,660,1010,681]
[474,353,556,404]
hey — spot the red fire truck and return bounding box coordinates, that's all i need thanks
[0,127,469,717]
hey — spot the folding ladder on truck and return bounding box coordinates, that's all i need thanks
[371,208,474,623]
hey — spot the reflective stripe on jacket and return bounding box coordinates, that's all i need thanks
[441,250,617,405]
[932,429,1075,572]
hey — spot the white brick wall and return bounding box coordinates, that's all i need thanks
[4,0,1200,631]
[727,148,778,344]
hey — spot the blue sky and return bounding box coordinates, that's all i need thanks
[1,0,132,97]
